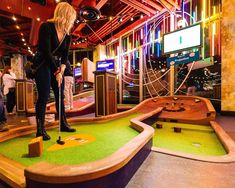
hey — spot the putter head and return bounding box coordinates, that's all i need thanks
[56,136,65,145]
[57,139,65,145]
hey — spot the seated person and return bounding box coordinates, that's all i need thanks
[187,86,196,96]
[186,79,196,96]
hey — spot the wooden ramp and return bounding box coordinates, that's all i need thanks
[26,91,95,117]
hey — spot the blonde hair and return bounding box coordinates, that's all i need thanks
[48,2,77,35]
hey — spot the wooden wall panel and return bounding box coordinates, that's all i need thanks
[221,0,235,113]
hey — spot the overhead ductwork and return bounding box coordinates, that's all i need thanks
[79,6,101,21]
[72,0,108,38]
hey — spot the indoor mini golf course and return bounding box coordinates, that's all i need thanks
[0,96,235,188]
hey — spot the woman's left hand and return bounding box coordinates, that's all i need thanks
[56,72,63,87]
[60,64,66,75]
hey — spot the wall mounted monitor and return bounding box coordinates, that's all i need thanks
[96,59,115,72]
[163,23,202,55]
[74,67,82,77]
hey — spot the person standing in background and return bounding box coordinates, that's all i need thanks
[64,60,74,110]
[2,66,16,115]
[0,71,8,132]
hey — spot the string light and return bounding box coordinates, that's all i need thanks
[78,12,146,25]
[8,12,34,55]
[118,17,123,23]
[72,37,88,45]
[12,16,16,21]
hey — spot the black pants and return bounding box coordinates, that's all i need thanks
[35,63,65,120]
[0,91,6,122]
[6,88,15,113]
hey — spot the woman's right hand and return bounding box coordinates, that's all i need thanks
[56,72,63,87]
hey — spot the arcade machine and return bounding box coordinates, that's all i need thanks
[74,66,82,93]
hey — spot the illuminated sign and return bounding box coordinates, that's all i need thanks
[167,51,200,67]
[163,24,201,54]
[96,59,115,72]
[74,67,81,76]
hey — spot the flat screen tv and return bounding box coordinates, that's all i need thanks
[96,59,115,72]
[163,23,202,55]
[74,67,82,77]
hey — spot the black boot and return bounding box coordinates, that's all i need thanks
[36,119,51,140]
[61,114,76,132]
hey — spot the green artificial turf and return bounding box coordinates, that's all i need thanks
[0,113,140,166]
[117,104,136,107]
[152,121,227,156]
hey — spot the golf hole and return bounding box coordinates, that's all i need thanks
[192,142,201,147]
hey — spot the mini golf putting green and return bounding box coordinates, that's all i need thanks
[0,113,140,166]
[47,134,96,151]
[152,121,227,156]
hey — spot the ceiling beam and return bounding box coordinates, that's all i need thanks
[0,29,29,38]
[0,10,30,23]
[98,11,135,39]
[89,6,132,38]
[155,0,173,11]
[120,0,157,15]
[99,13,138,39]
[104,15,149,45]
[71,0,84,8]
[96,0,109,10]
[0,12,17,20]
[0,0,54,21]
[0,22,31,30]
[0,0,56,46]
[166,0,181,10]
[89,7,133,41]
[142,0,163,11]
[90,8,139,43]
[71,42,91,49]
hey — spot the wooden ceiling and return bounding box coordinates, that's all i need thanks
[0,0,181,56]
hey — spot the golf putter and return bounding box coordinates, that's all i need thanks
[57,85,65,145]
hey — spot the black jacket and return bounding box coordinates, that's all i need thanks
[37,22,71,73]
[64,61,73,77]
